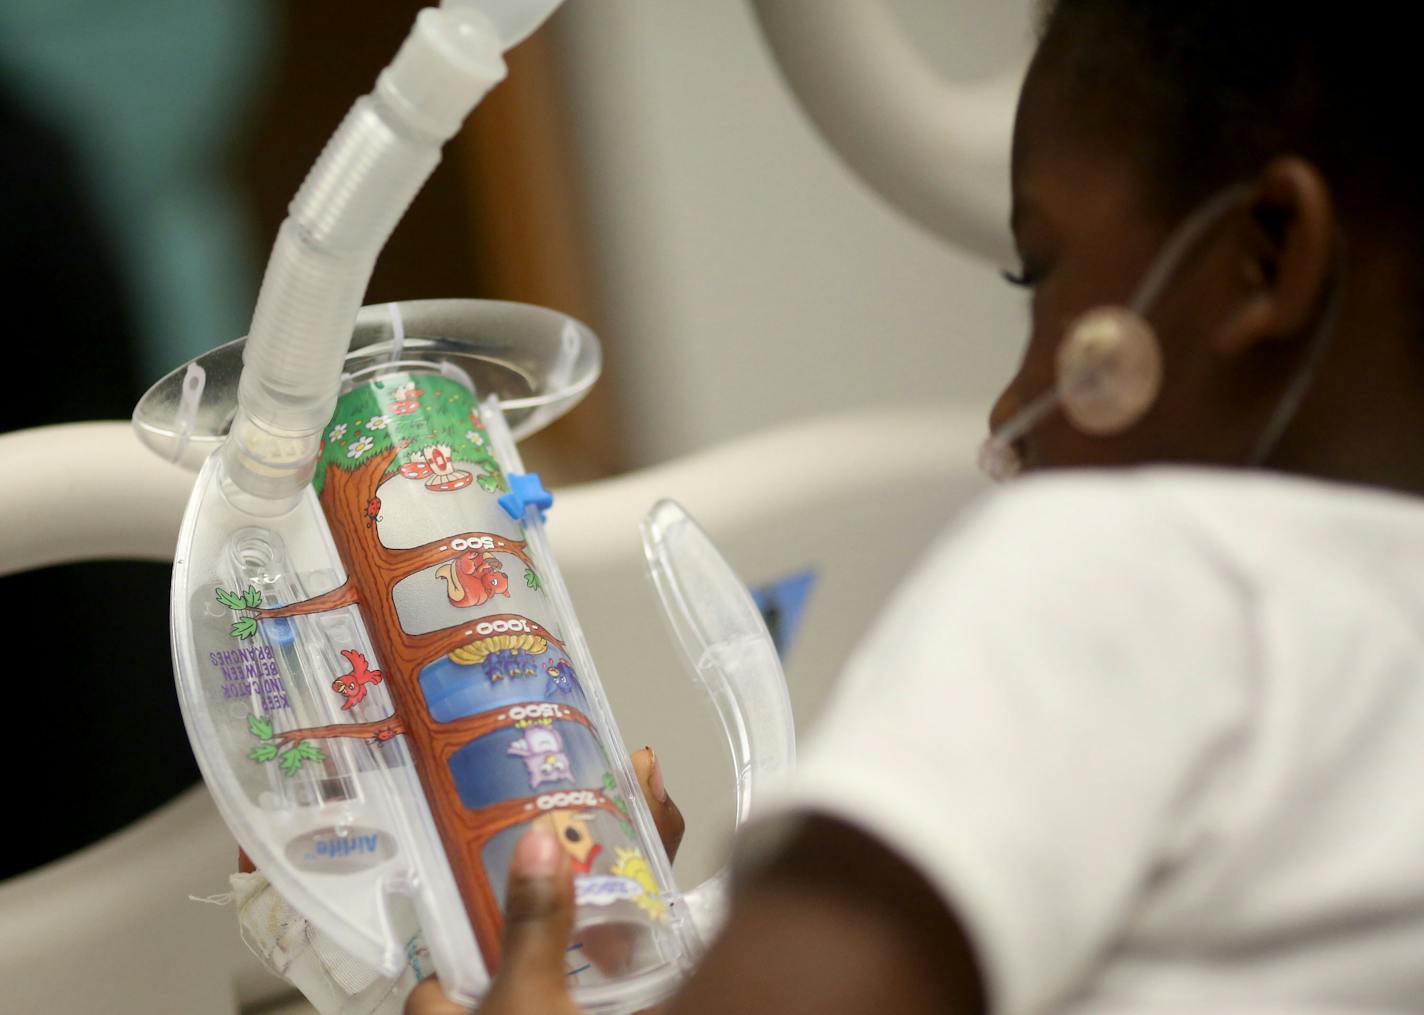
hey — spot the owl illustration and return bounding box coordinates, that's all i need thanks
[506,726,574,790]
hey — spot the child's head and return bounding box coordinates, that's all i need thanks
[991,2,1422,491]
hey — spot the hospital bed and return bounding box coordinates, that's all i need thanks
[0,408,987,1013]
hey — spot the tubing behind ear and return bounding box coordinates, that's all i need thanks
[1056,306,1163,435]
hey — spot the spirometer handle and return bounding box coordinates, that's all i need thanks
[640,499,797,937]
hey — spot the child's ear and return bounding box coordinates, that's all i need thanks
[1213,157,1335,358]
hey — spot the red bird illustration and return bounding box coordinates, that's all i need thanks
[434,551,511,608]
[331,649,382,710]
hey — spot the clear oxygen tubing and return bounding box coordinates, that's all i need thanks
[1244,255,1345,467]
[222,1,565,502]
[979,183,1255,480]
[980,183,1345,482]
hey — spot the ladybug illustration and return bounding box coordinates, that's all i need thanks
[365,495,382,528]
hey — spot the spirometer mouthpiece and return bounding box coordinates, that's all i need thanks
[1056,305,1162,435]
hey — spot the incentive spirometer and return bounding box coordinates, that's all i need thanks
[130,3,796,1010]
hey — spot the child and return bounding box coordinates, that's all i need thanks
[425,2,1424,1012]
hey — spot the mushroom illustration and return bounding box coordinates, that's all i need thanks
[388,381,424,416]
[398,443,473,492]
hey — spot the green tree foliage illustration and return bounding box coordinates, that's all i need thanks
[246,713,326,777]
[216,585,264,640]
[311,373,507,496]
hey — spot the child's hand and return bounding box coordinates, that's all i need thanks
[404,746,682,1014]
[628,745,683,859]
[407,826,578,1015]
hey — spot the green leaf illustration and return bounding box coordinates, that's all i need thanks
[524,568,542,592]
[243,586,263,609]
[619,821,635,840]
[279,749,306,777]
[249,744,279,763]
[602,772,616,794]
[231,617,258,640]
[247,714,274,741]
[477,473,502,493]
[296,742,327,763]
[215,588,246,610]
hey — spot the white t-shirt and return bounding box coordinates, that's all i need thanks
[754,468,1424,1014]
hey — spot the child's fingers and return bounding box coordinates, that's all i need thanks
[576,743,679,976]
[407,830,580,1014]
[482,826,580,1013]
[406,831,583,1014]
[404,977,471,1014]
[631,746,685,862]
[578,921,637,976]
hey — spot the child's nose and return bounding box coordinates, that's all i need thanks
[989,385,1022,435]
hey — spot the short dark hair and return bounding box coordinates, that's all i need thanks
[1034,2,1414,234]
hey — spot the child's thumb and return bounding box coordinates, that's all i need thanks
[494,827,576,990]
[416,829,579,1014]
[632,747,684,861]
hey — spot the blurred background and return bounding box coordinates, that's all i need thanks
[0,0,1032,931]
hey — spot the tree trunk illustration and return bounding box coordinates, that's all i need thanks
[220,380,608,967]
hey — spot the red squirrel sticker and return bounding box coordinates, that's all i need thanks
[435,550,511,608]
